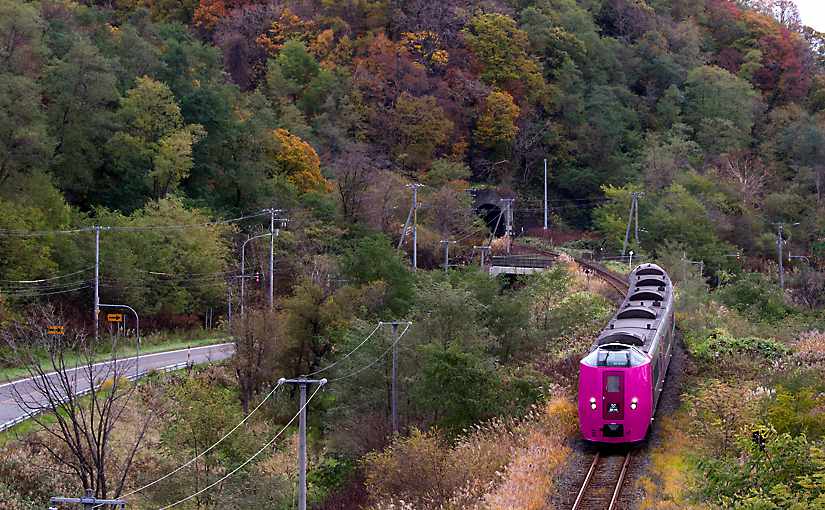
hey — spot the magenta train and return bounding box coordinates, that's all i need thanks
[578,263,675,443]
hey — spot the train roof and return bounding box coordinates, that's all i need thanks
[594,263,674,354]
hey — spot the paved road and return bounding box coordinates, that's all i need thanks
[0,343,235,429]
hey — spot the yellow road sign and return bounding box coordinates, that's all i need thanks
[107,313,123,323]
[47,325,65,335]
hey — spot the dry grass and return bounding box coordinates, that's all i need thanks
[793,330,825,369]
[481,398,577,510]
[365,396,578,510]
[635,416,708,510]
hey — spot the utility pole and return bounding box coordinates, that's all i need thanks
[773,222,799,292]
[405,184,424,271]
[278,378,327,510]
[94,225,100,340]
[622,192,643,257]
[440,240,456,273]
[227,283,233,332]
[378,321,410,436]
[390,322,400,435]
[543,158,549,231]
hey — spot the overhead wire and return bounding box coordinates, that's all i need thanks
[0,267,94,283]
[328,322,412,382]
[154,383,325,510]
[0,211,269,237]
[110,381,286,505]
[1,284,91,297]
[108,212,268,232]
[300,322,383,378]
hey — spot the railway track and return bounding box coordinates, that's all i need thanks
[510,243,630,298]
[571,452,632,510]
[573,258,629,298]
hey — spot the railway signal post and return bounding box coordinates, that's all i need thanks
[278,378,327,510]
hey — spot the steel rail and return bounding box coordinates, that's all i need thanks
[571,453,600,510]
[571,452,631,510]
[609,453,632,510]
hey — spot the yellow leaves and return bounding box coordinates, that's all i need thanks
[269,128,331,193]
[400,30,449,68]
[475,90,520,150]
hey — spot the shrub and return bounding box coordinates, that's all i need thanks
[699,426,822,508]
[716,273,792,323]
[684,379,760,457]
[686,328,790,364]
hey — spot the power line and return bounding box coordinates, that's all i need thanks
[110,381,286,505]
[1,284,91,297]
[0,212,269,238]
[300,322,383,377]
[0,226,92,238]
[155,383,324,510]
[328,322,412,382]
[1,278,93,291]
[0,267,94,283]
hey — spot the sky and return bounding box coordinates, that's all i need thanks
[796,0,825,32]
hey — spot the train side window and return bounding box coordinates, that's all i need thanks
[653,358,660,386]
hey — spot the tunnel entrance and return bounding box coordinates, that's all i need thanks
[478,204,506,237]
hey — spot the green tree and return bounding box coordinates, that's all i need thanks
[414,344,500,432]
[45,38,120,204]
[107,77,204,206]
[0,0,46,77]
[390,93,453,169]
[0,74,52,186]
[96,198,232,316]
[683,65,759,154]
[341,234,414,316]
[463,12,544,95]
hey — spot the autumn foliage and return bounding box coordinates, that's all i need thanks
[269,128,330,193]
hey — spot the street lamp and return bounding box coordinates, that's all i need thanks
[98,303,140,378]
[240,233,272,317]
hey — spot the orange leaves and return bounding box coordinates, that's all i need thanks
[193,0,267,30]
[269,128,331,193]
[256,8,316,56]
[256,9,347,68]
[193,0,227,30]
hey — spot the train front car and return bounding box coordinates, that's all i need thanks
[578,263,675,444]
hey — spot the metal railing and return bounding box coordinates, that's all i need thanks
[490,255,556,268]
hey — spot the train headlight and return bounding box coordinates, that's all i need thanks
[589,397,597,410]
[630,397,638,410]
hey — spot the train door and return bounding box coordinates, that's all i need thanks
[602,372,625,420]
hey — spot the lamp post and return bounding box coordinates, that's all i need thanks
[240,233,272,317]
[98,303,140,377]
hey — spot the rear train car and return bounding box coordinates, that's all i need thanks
[578,263,675,443]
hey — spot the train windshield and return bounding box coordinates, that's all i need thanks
[581,346,648,367]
